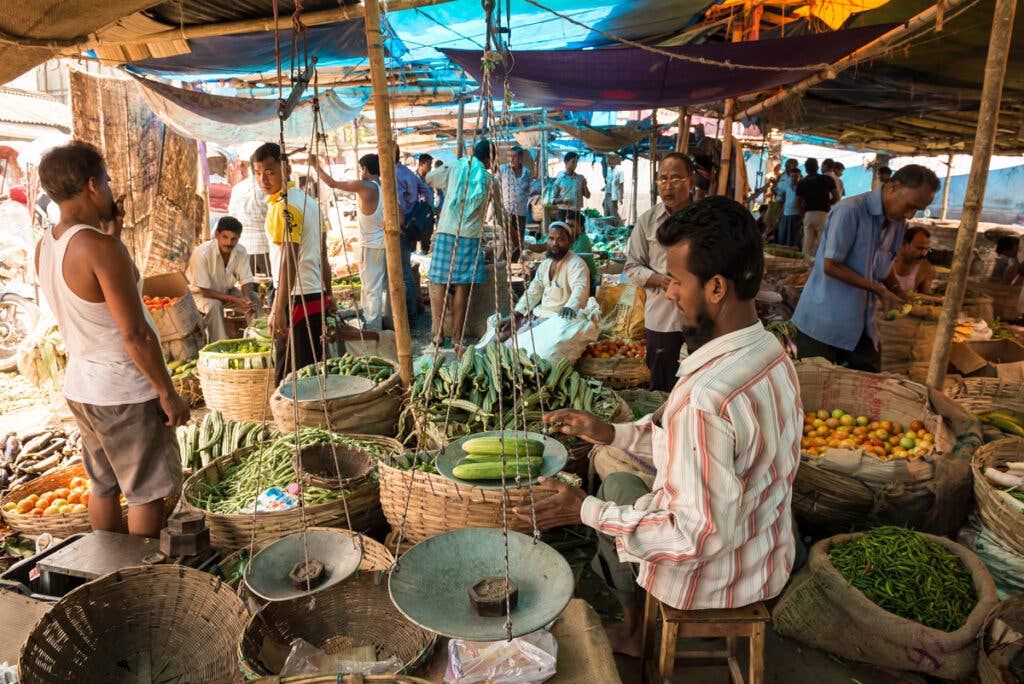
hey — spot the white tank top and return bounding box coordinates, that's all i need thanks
[356,181,385,249]
[37,224,159,405]
[894,261,920,292]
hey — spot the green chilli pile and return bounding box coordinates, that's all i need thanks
[296,354,393,383]
[828,526,977,632]
[401,342,620,439]
[186,427,388,514]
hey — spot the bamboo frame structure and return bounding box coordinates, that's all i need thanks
[926,0,1017,390]
[717,99,735,197]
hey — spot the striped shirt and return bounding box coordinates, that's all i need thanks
[580,322,803,610]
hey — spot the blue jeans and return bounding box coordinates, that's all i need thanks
[400,232,418,318]
[777,214,802,248]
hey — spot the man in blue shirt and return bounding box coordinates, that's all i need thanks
[792,165,939,372]
[775,167,802,247]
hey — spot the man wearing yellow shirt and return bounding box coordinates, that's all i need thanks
[251,143,334,385]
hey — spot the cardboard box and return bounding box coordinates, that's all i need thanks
[949,339,1024,377]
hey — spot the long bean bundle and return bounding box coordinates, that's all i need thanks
[187,428,386,514]
[828,526,977,632]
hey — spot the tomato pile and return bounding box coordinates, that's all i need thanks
[2,475,103,516]
[143,295,180,312]
[581,339,646,360]
[802,408,935,460]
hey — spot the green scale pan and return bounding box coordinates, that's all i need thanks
[388,528,574,641]
[435,430,568,490]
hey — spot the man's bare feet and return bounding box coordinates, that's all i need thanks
[606,622,643,658]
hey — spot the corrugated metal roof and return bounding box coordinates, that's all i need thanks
[145,0,359,26]
[0,87,71,133]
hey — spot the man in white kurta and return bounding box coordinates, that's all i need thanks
[187,216,260,342]
[510,222,589,327]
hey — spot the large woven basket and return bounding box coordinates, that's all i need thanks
[19,565,249,683]
[0,462,176,537]
[199,365,275,423]
[978,594,1024,684]
[971,438,1024,557]
[270,361,405,436]
[947,375,1024,412]
[239,572,437,679]
[575,354,649,390]
[181,438,401,552]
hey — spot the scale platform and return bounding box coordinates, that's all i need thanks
[36,531,219,581]
[389,528,574,641]
[436,431,568,490]
[278,375,376,403]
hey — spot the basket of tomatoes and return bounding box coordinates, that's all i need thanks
[576,339,649,390]
[1,463,97,536]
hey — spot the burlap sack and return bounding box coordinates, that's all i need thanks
[589,445,656,488]
[270,363,404,435]
[596,284,646,340]
[773,532,999,680]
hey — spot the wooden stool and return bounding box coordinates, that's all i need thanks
[640,593,769,684]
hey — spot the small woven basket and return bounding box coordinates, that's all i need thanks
[238,572,437,679]
[19,565,248,682]
[182,437,401,552]
[971,438,1024,556]
[293,442,374,490]
[198,339,275,422]
[575,354,649,390]
[0,462,176,537]
[947,376,1024,412]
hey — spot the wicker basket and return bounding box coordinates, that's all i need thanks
[239,572,437,679]
[19,565,249,683]
[947,376,1024,412]
[173,372,204,408]
[972,438,1024,557]
[575,354,649,390]
[182,438,401,552]
[0,462,175,537]
[978,594,1024,684]
[294,442,374,490]
[198,339,275,422]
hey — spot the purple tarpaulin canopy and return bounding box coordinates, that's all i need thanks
[443,24,897,111]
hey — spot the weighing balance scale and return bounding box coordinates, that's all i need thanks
[278,374,376,402]
[388,528,574,641]
[243,528,363,602]
[435,431,568,490]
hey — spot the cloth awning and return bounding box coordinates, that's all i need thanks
[544,118,651,153]
[443,23,896,111]
[132,76,367,145]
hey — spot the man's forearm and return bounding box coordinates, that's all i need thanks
[823,259,879,294]
[198,287,234,303]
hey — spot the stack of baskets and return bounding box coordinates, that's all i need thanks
[197,338,275,422]
[181,436,401,552]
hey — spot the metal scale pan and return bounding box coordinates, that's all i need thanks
[244,528,364,602]
[435,430,568,490]
[278,375,376,403]
[388,528,574,641]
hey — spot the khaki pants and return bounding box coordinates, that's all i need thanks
[592,472,651,609]
[802,211,828,256]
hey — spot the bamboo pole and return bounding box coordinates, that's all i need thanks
[717,99,735,196]
[455,99,466,159]
[630,144,640,225]
[364,0,413,384]
[649,110,659,207]
[927,0,1016,390]
[940,151,954,220]
[676,107,690,154]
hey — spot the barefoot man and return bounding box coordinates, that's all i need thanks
[515,197,802,656]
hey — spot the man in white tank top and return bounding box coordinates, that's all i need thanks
[888,226,935,295]
[312,153,388,330]
[34,141,189,538]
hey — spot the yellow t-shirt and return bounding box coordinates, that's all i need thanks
[264,184,324,296]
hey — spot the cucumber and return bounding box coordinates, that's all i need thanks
[453,458,543,480]
[462,436,544,458]
[462,453,546,463]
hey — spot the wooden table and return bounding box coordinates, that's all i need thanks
[422,598,622,683]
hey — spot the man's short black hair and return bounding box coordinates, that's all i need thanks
[996,235,1020,255]
[38,141,106,202]
[251,142,282,166]
[660,152,695,174]
[891,164,940,191]
[904,226,931,244]
[359,154,380,176]
[558,208,583,226]
[418,153,433,165]
[804,157,819,174]
[216,216,243,235]
[474,138,495,165]
[563,151,579,163]
[822,158,835,173]
[878,166,893,179]
[656,196,763,300]
[834,162,845,172]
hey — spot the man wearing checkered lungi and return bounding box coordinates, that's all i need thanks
[425,139,505,351]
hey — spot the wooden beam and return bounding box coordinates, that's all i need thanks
[940,151,954,220]
[364,0,413,385]
[101,0,456,45]
[717,99,735,196]
[676,107,690,153]
[927,0,1016,390]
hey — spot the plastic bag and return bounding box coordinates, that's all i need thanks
[280,638,404,676]
[444,630,557,684]
[595,284,646,340]
[477,299,600,365]
[254,486,297,512]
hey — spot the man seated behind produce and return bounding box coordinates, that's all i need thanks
[187,216,261,342]
[498,222,589,338]
[515,197,802,657]
[888,226,935,295]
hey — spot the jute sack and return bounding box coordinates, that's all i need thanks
[773,532,998,680]
[270,361,404,435]
[595,284,645,341]
[589,445,655,488]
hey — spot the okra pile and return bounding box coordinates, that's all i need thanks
[828,526,977,632]
[295,354,393,383]
[401,342,620,440]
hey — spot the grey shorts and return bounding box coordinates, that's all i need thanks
[66,398,182,506]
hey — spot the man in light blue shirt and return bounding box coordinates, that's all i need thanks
[792,165,939,372]
[774,167,801,247]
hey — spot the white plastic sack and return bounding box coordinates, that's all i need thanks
[477,298,600,365]
[445,630,557,684]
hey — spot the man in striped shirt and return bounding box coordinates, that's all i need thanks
[517,197,802,656]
